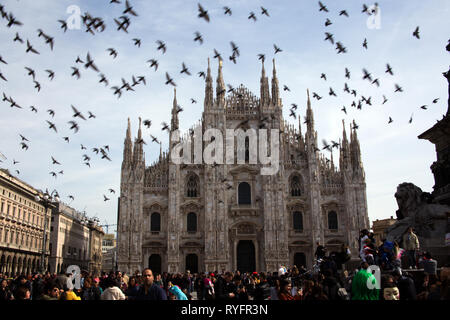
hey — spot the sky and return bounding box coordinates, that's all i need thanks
[0,0,449,233]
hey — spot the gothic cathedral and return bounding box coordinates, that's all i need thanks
[117,59,369,274]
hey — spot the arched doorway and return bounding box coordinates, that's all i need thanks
[0,255,5,273]
[6,256,11,275]
[294,252,306,269]
[185,254,198,273]
[148,254,161,275]
[11,256,17,276]
[237,240,256,273]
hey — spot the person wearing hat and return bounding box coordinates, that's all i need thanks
[203,273,215,300]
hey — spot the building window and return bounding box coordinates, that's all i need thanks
[293,211,303,232]
[187,213,197,233]
[290,176,302,197]
[151,213,161,232]
[238,182,251,205]
[1,201,4,213]
[245,137,250,163]
[328,211,338,230]
[186,174,199,197]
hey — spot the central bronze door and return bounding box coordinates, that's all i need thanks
[237,240,256,273]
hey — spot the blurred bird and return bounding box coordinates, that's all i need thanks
[363,38,368,49]
[394,84,403,93]
[84,52,99,72]
[71,67,81,79]
[107,48,118,58]
[45,70,55,80]
[123,0,138,16]
[194,31,203,44]
[68,120,79,133]
[71,105,87,120]
[319,1,329,12]
[147,59,158,71]
[133,38,141,47]
[197,3,210,22]
[26,40,39,54]
[413,26,420,39]
[180,62,191,75]
[156,40,166,54]
[273,44,282,54]
[165,72,176,86]
[324,32,334,44]
[385,63,394,75]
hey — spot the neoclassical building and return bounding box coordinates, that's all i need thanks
[49,202,104,276]
[0,169,51,276]
[117,59,369,274]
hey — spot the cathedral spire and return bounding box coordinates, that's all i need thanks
[137,116,142,140]
[171,88,179,131]
[306,89,315,132]
[260,59,270,107]
[351,125,362,166]
[342,120,349,149]
[204,58,213,108]
[123,118,133,166]
[216,58,225,106]
[133,117,144,165]
[271,59,280,107]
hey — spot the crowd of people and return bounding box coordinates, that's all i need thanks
[1,229,449,301]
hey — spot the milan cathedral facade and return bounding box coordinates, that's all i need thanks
[117,59,369,274]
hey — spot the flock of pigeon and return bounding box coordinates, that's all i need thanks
[0,1,443,206]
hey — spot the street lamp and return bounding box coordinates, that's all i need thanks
[35,189,60,273]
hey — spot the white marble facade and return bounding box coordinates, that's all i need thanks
[117,60,369,274]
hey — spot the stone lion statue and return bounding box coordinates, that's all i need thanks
[386,182,449,243]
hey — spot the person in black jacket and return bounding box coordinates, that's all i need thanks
[135,268,167,300]
[0,279,13,301]
[392,270,416,300]
[81,277,102,300]
[31,274,45,300]
[254,272,271,300]
[214,272,238,301]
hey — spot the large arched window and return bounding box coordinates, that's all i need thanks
[238,182,251,205]
[187,213,197,233]
[290,175,302,197]
[186,174,199,197]
[328,211,338,230]
[151,213,161,232]
[293,211,303,232]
